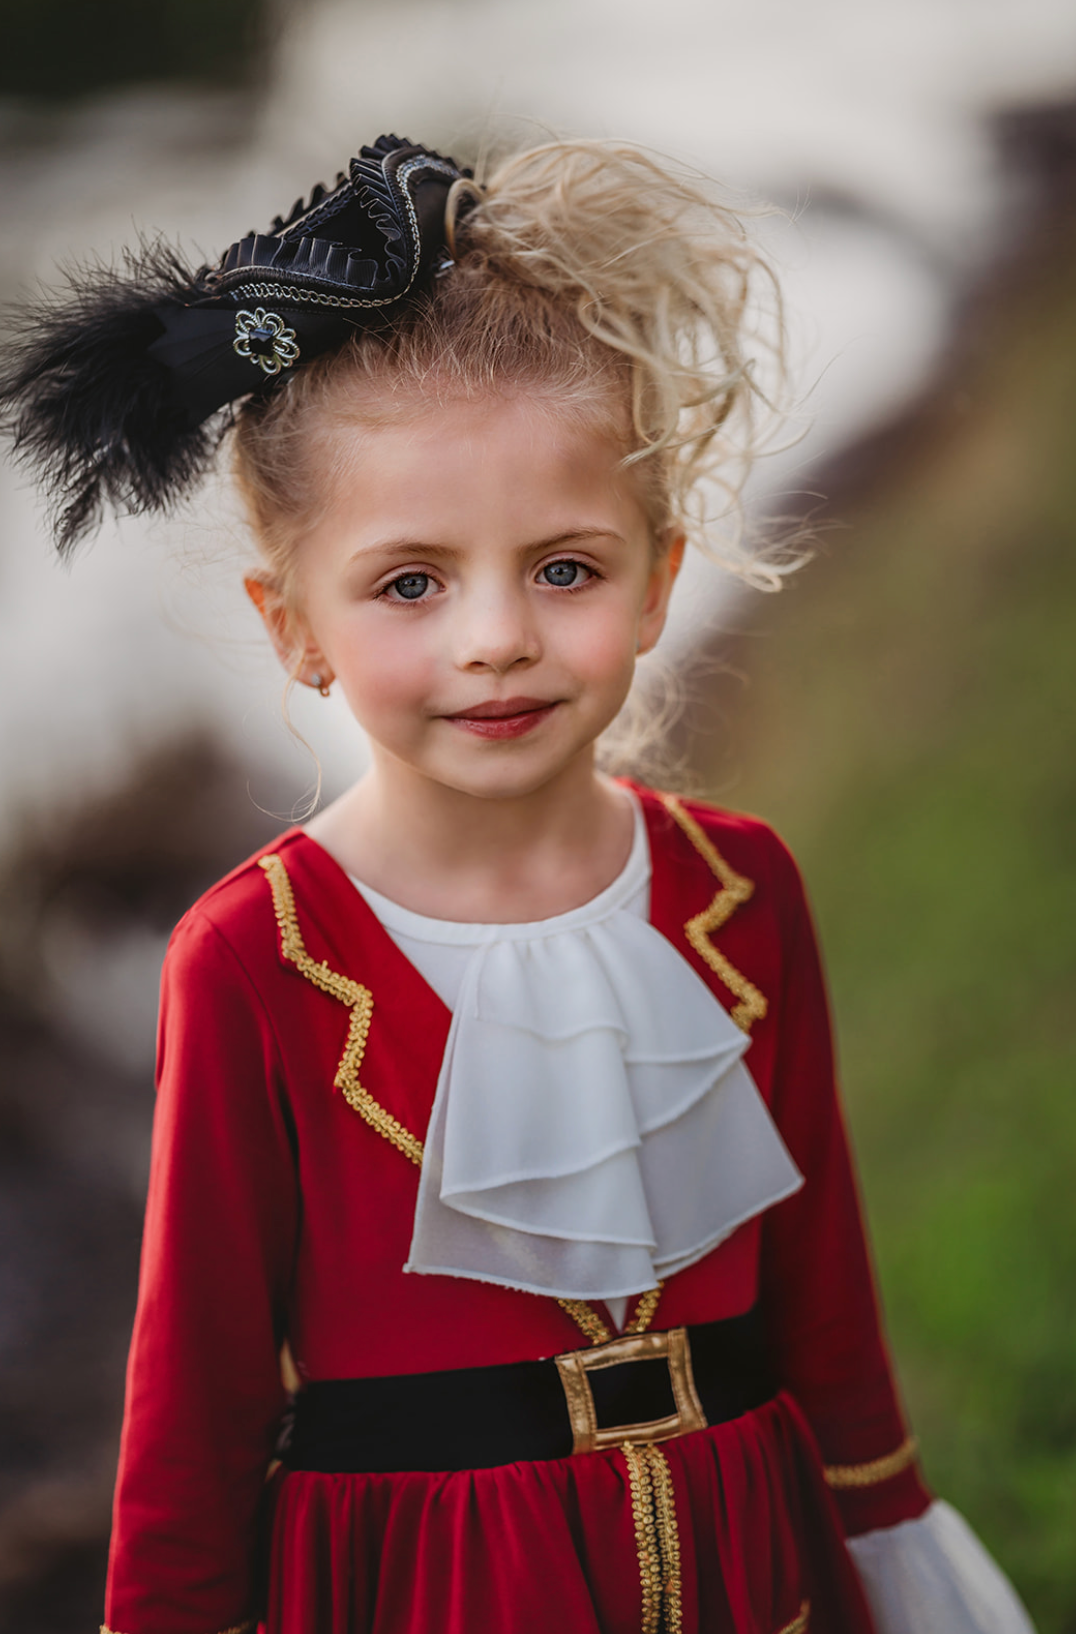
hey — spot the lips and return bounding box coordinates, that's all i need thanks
[444,696,560,740]
[449,696,553,720]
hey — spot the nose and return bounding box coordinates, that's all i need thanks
[453,580,541,675]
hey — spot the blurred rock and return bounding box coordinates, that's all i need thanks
[0,0,279,104]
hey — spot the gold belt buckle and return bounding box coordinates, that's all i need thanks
[554,1327,708,1455]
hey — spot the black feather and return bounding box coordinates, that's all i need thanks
[0,239,223,558]
[1,140,469,556]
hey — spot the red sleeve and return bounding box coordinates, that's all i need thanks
[105,907,298,1634]
[759,835,932,1538]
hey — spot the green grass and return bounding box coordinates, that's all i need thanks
[702,244,1076,1628]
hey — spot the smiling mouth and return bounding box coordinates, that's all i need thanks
[444,697,560,740]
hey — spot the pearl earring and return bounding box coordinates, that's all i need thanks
[310,671,332,698]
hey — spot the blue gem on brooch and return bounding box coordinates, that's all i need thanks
[232,307,301,376]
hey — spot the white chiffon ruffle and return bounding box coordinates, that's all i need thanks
[848,1501,1037,1634]
[351,799,804,1303]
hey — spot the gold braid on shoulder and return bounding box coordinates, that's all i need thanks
[259,852,423,1168]
[656,794,767,1033]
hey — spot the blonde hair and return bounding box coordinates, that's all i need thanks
[233,138,788,603]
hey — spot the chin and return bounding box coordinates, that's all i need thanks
[425,748,584,804]
[442,769,564,803]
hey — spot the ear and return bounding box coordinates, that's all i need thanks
[244,575,331,687]
[635,531,686,657]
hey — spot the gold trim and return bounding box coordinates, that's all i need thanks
[558,1282,664,1348]
[557,1298,613,1346]
[776,1603,810,1634]
[648,1443,683,1634]
[555,1328,707,1455]
[624,1283,664,1335]
[623,1442,663,1634]
[824,1434,918,1489]
[658,794,768,1033]
[259,854,423,1168]
[623,1442,683,1634]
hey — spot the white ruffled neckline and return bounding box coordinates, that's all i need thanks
[351,795,803,1309]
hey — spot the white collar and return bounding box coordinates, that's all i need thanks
[350,797,804,1306]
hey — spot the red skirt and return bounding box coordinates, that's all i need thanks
[261,1392,875,1634]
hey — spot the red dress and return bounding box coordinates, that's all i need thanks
[103,787,931,1634]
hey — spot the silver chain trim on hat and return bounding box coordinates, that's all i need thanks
[228,156,462,311]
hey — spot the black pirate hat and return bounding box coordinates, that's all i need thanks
[1,135,474,554]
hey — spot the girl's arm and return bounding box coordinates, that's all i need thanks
[760,835,1035,1631]
[105,907,298,1634]
[758,837,929,1538]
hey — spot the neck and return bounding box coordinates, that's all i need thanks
[305,751,636,923]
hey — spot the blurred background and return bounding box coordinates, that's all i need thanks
[1,0,1074,1628]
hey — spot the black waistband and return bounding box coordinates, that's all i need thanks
[282,1306,775,1474]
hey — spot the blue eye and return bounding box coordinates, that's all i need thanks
[541,560,587,588]
[391,573,430,601]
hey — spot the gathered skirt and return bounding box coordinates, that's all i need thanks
[261,1391,876,1634]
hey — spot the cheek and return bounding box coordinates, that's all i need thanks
[556,594,640,689]
[330,613,439,724]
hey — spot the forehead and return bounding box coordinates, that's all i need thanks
[312,391,646,547]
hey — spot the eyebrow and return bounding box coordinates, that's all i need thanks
[349,527,625,565]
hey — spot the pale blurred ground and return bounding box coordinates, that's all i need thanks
[1,2,1074,1627]
[3,0,1075,865]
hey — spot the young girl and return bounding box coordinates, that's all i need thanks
[3,134,1036,1634]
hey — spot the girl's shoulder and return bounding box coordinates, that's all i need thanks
[632,785,816,1035]
[162,827,351,989]
[630,782,807,911]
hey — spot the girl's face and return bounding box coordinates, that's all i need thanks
[255,390,682,804]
